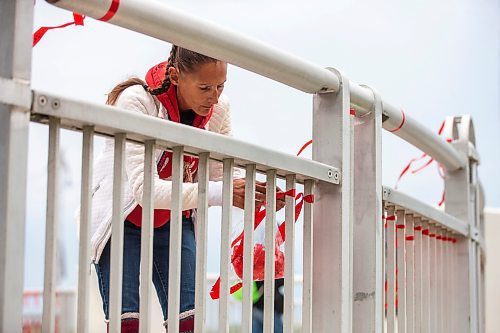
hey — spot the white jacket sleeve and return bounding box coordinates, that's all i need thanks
[115,85,222,209]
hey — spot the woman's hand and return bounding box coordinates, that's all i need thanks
[233,179,286,211]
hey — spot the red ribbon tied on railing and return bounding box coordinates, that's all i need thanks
[209,142,317,300]
[394,120,452,206]
[209,190,315,300]
[33,0,120,47]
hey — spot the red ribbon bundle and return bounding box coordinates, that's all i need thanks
[209,190,314,299]
[210,141,316,300]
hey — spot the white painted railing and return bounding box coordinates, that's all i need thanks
[0,0,485,332]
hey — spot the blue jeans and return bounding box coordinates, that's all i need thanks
[94,217,196,320]
[252,308,283,333]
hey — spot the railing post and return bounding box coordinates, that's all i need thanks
[443,115,482,333]
[352,85,383,333]
[312,68,352,333]
[0,0,33,331]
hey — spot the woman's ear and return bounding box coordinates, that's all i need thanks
[168,67,179,86]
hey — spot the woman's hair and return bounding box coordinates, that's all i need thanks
[106,45,219,105]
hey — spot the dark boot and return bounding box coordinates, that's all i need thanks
[121,318,139,333]
[178,313,194,333]
[165,310,195,333]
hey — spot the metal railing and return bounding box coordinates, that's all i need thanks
[0,0,485,332]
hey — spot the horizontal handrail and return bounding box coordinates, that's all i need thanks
[30,90,340,184]
[46,0,467,172]
[383,186,468,236]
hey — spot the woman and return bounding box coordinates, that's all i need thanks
[90,45,283,332]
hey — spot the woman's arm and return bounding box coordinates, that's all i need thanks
[115,86,221,209]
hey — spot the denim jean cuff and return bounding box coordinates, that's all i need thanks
[103,312,140,323]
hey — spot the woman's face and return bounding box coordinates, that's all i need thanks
[169,61,227,116]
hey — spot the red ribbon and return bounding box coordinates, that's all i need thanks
[98,0,120,21]
[296,106,358,157]
[406,235,415,241]
[33,0,120,47]
[210,190,314,299]
[33,13,85,47]
[388,109,406,133]
[422,229,430,236]
[396,224,405,229]
[394,120,451,207]
[438,190,446,207]
[296,140,313,157]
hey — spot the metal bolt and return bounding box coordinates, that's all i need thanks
[38,95,47,106]
[334,172,339,181]
[327,169,333,178]
[51,99,60,109]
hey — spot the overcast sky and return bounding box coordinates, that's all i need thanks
[25,0,499,289]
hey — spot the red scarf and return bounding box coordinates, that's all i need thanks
[126,62,213,228]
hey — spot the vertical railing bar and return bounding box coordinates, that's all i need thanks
[263,169,277,333]
[218,158,234,333]
[139,140,155,333]
[438,227,444,333]
[476,243,483,333]
[241,164,256,333]
[108,133,127,333]
[283,175,296,333]
[396,209,407,333]
[76,125,94,333]
[421,220,431,333]
[450,232,457,332]
[42,117,61,333]
[386,205,396,332]
[383,203,387,333]
[414,216,422,333]
[443,229,448,332]
[0,1,33,331]
[302,180,314,333]
[470,240,479,332]
[312,69,352,333]
[167,146,184,333]
[194,152,210,333]
[444,230,451,333]
[352,84,383,333]
[429,223,437,333]
[470,165,479,332]
[405,214,415,333]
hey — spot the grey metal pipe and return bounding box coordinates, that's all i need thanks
[46,0,467,171]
